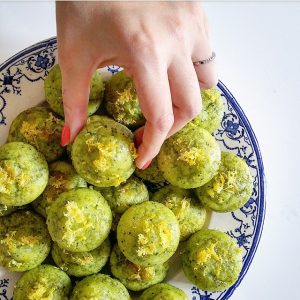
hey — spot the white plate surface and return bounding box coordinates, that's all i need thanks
[0,37,265,300]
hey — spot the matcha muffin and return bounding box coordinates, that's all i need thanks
[158,126,221,189]
[13,264,72,300]
[95,175,149,214]
[189,87,224,133]
[70,274,130,300]
[7,106,64,162]
[117,201,180,267]
[105,70,145,127]
[0,204,17,217]
[0,142,48,206]
[182,229,243,292]
[110,244,169,291]
[71,116,136,187]
[32,161,87,218]
[44,64,104,117]
[47,188,112,252]
[52,238,111,277]
[195,152,253,212]
[152,185,206,241]
[140,283,188,300]
[0,211,51,271]
[135,157,166,184]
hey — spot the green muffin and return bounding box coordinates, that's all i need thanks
[32,161,87,218]
[0,142,48,206]
[117,201,180,267]
[135,157,166,184]
[152,185,206,241]
[7,106,64,162]
[0,204,17,217]
[44,64,104,117]
[52,238,111,277]
[195,152,253,212]
[182,229,243,292]
[158,126,221,189]
[105,70,145,127]
[95,175,149,214]
[71,116,136,187]
[110,244,169,291]
[189,88,224,133]
[47,188,112,252]
[0,211,51,271]
[140,283,188,300]
[13,264,72,300]
[70,274,130,300]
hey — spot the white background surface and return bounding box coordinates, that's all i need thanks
[0,2,299,300]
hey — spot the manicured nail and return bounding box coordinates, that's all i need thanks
[61,125,70,147]
[134,127,144,148]
[141,160,152,170]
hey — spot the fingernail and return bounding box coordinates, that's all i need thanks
[61,125,70,147]
[134,127,144,148]
[141,160,152,170]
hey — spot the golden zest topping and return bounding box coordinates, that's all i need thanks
[62,201,93,245]
[136,220,171,257]
[196,243,221,265]
[207,169,238,198]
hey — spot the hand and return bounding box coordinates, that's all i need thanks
[56,1,217,169]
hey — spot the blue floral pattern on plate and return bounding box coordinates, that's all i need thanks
[0,37,265,300]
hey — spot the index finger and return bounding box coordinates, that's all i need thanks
[132,64,173,169]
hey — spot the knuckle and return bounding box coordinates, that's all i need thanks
[154,113,174,133]
[189,102,202,119]
[200,76,219,89]
[61,96,73,115]
[130,33,155,57]
[170,18,185,42]
[181,104,202,122]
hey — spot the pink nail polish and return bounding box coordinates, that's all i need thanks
[142,160,152,170]
[61,125,70,147]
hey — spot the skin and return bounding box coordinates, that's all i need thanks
[56,2,217,168]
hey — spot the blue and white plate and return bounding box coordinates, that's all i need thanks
[0,37,265,300]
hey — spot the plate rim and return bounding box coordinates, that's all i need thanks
[0,37,266,300]
[217,80,266,299]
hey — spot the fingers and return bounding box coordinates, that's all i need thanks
[132,65,173,169]
[167,58,202,137]
[192,14,218,89]
[193,50,218,89]
[59,61,93,144]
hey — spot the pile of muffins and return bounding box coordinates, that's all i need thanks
[0,65,253,300]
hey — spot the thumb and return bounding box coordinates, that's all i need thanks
[60,65,93,145]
